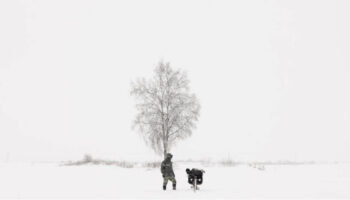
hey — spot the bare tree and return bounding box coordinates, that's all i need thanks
[131,61,200,158]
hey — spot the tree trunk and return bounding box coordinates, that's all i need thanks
[163,140,168,159]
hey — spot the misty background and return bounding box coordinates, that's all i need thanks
[1,0,350,163]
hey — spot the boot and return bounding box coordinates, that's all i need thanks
[163,185,166,190]
[173,184,176,190]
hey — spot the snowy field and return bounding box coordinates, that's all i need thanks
[1,162,350,199]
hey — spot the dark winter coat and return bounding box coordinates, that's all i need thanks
[161,157,175,177]
[186,168,204,177]
[186,168,205,185]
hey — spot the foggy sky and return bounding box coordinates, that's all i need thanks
[1,0,350,162]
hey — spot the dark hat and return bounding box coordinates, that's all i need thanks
[166,153,173,158]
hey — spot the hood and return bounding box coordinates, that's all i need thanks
[165,153,173,160]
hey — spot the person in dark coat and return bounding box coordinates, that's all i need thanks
[160,153,176,190]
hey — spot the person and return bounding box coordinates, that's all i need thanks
[160,153,176,190]
[186,168,205,189]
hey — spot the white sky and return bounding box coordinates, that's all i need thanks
[1,0,350,162]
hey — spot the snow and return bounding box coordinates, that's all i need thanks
[0,162,349,199]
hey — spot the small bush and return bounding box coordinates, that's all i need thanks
[62,155,134,168]
[142,161,161,168]
[219,158,237,167]
[248,163,265,171]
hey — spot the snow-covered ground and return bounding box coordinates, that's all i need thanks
[0,162,349,199]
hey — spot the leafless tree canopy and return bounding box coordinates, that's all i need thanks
[131,61,200,158]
